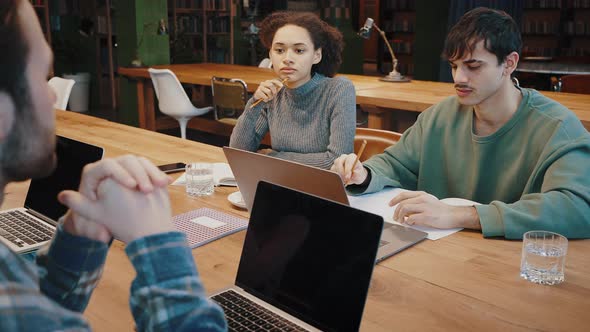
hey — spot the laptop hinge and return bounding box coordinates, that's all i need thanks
[25,209,58,227]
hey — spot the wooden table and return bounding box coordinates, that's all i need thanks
[119,63,590,132]
[3,110,589,331]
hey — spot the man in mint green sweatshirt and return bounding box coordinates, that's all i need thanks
[331,7,590,239]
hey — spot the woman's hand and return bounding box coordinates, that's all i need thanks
[253,79,286,103]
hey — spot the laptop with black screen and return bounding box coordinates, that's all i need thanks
[210,181,383,332]
[0,136,103,253]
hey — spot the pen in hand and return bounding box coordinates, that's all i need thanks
[250,77,289,109]
[346,139,367,185]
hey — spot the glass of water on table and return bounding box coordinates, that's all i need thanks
[185,163,214,196]
[520,230,568,285]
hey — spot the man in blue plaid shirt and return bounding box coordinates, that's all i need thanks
[0,0,226,330]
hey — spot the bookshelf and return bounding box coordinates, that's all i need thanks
[30,0,51,44]
[168,0,235,64]
[521,0,590,59]
[378,0,415,77]
[95,0,117,109]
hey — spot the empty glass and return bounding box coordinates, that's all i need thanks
[520,230,568,285]
[185,163,214,196]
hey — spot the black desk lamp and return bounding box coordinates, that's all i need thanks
[359,18,410,82]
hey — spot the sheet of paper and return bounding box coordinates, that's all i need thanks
[171,173,186,186]
[348,187,471,241]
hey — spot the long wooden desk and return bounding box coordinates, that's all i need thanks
[2,110,589,331]
[119,63,590,132]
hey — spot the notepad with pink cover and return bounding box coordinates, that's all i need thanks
[173,208,248,248]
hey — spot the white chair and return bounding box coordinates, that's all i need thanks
[258,58,272,68]
[48,77,75,110]
[148,68,213,139]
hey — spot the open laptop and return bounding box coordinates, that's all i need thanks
[223,147,349,211]
[211,181,383,332]
[0,136,103,254]
[223,147,427,262]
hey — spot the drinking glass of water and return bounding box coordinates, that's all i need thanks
[520,230,568,285]
[185,163,214,196]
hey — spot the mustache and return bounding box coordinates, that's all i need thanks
[454,84,472,89]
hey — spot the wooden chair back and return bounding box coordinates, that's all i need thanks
[354,127,402,162]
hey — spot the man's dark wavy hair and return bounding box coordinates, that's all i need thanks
[0,0,30,115]
[442,7,522,65]
[258,11,344,77]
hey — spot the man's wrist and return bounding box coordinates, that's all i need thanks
[453,206,481,229]
[61,210,111,243]
[359,167,371,186]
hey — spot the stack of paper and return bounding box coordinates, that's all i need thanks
[348,188,480,240]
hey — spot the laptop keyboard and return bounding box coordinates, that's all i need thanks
[212,290,310,332]
[0,211,54,247]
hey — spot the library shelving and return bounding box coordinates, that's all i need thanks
[30,0,51,44]
[168,0,235,64]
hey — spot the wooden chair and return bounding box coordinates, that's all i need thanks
[559,74,590,94]
[354,127,402,162]
[211,76,248,125]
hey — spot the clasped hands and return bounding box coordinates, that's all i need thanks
[59,155,177,244]
[331,153,480,230]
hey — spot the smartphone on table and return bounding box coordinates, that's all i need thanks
[157,162,186,174]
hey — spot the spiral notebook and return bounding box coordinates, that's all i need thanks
[173,208,248,248]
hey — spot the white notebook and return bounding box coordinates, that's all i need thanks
[171,163,237,187]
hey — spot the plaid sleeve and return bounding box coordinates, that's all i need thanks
[36,222,109,312]
[126,231,227,331]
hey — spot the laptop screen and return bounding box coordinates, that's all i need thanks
[236,181,383,331]
[24,136,103,222]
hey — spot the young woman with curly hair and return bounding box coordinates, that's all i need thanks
[229,11,356,169]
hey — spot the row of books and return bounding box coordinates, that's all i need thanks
[572,0,590,8]
[382,0,415,11]
[522,20,590,35]
[170,0,229,10]
[29,0,45,6]
[524,0,562,8]
[563,21,590,35]
[286,0,317,12]
[525,0,590,8]
[173,15,230,34]
[522,21,560,34]
[382,19,415,33]
[523,45,589,56]
[175,15,203,34]
[207,16,231,33]
[561,47,590,56]
[391,41,413,55]
[208,48,229,63]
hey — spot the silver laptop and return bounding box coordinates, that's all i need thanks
[223,147,349,211]
[0,136,103,254]
[211,181,383,331]
[223,146,427,262]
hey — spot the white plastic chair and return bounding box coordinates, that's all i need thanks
[258,58,272,68]
[48,77,75,110]
[148,68,213,139]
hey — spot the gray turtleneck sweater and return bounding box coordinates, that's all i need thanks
[229,73,356,169]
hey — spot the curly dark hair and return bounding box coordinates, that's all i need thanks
[258,11,344,77]
[0,0,30,116]
[443,7,522,65]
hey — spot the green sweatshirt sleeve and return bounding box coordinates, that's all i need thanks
[477,136,590,239]
[357,111,427,194]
